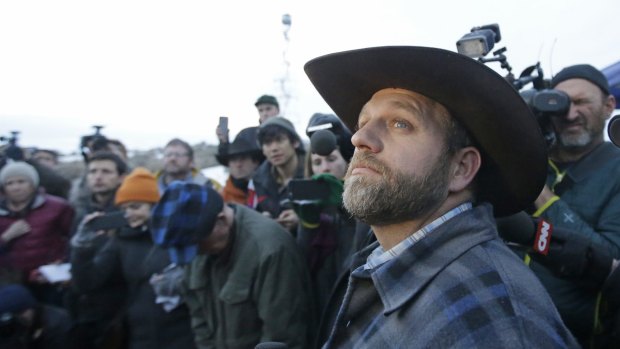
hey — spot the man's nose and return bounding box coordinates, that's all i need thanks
[564,103,581,122]
[351,121,383,153]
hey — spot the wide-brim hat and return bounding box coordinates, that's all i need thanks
[304,46,547,216]
[215,127,265,166]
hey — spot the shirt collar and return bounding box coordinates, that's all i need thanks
[364,202,473,270]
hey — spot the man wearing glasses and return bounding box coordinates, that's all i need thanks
[157,138,218,192]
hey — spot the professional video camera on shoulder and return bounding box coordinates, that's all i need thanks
[80,125,109,161]
[0,131,24,164]
[456,24,570,146]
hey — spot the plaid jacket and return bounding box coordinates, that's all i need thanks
[323,204,579,348]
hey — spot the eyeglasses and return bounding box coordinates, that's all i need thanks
[164,152,190,158]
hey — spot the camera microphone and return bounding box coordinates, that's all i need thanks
[310,129,337,156]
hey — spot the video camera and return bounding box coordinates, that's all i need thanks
[0,131,24,163]
[456,24,570,146]
[80,125,109,161]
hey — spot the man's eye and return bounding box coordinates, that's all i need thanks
[393,120,409,129]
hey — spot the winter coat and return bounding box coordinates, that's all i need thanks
[221,176,247,204]
[296,208,356,320]
[322,204,579,348]
[0,194,74,279]
[184,204,312,349]
[523,141,620,342]
[71,225,195,349]
[247,155,304,218]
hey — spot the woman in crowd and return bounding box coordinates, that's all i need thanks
[0,161,74,305]
[70,167,195,349]
[294,113,358,319]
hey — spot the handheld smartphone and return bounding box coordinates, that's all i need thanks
[218,116,229,132]
[288,179,331,202]
[86,211,128,231]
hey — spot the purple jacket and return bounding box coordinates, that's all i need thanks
[0,194,74,278]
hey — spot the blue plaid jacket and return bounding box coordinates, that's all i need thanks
[323,204,579,348]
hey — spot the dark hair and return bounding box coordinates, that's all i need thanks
[428,98,479,197]
[257,125,298,147]
[107,139,128,159]
[32,148,58,159]
[87,151,128,175]
[165,138,194,160]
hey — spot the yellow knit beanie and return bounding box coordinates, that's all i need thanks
[115,167,160,205]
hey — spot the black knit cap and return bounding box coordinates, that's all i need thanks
[257,116,301,145]
[551,64,610,95]
[255,94,279,108]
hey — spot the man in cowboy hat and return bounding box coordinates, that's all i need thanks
[304,46,578,348]
[215,127,265,204]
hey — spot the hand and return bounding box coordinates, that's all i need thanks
[71,212,107,248]
[312,173,344,207]
[534,185,555,209]
[28,268,48,284]
[277,209,299,232]
[1,220,31,243]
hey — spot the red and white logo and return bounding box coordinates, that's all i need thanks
[533,219,553,255]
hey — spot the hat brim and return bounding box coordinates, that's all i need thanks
[304,46,547,216]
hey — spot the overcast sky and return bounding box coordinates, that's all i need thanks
[1,0,618,156]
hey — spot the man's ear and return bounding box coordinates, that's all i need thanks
[448,146,481,193]
[604,95,617,119]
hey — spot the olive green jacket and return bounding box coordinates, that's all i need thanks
[184,204,312,349]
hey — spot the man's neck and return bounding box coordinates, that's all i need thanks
[372,196,469,251]
[550,138,603,163]
[274,155,298,186]
[165,171,190,184]
[93,192,114,207]
[7,198,32,212]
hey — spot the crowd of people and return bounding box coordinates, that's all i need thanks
[0,46,619,349]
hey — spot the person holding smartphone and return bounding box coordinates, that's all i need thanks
[292,113,358,322]
[71,167,195,349]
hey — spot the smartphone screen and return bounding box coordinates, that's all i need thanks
[86,212,127,231]
[288,179,331,202]
[219,116,228,131]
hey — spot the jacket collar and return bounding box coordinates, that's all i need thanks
[565,142,620,183]
[0,193,45,216]
[353,203,497,315]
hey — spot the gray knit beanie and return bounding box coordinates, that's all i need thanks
[0,161,40,187]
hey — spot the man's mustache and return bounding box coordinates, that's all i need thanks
[347,151,389,177]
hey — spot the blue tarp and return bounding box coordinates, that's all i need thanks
[602,60,620,109]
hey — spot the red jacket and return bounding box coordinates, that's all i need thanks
[0,194,75,279]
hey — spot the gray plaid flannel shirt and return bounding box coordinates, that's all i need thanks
[323,203,579,348]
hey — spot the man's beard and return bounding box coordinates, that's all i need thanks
[556,117,595,149]
[343,151,451,226]
[555,106,606,150]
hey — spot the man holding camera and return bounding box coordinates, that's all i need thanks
[521,64,620,344]
[248,117,305,232]
[66,151,129,349]
[304,46,577,348]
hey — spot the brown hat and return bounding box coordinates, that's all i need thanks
[304,46,547,216]
[115,167,160,205]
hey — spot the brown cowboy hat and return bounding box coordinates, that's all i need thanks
[304,46,547,216]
